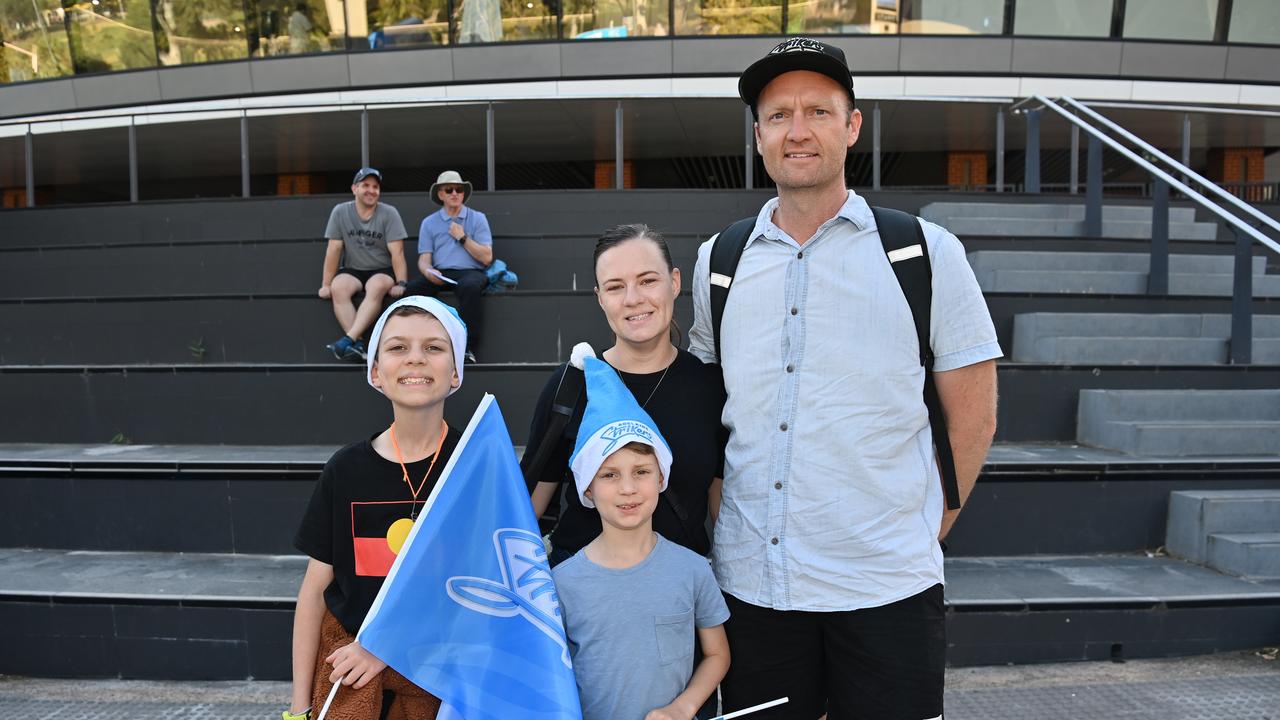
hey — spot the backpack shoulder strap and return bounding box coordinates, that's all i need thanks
[869,206,962,511]
[708,216,757,364]
[520,363,585,492]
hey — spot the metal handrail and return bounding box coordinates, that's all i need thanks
[1061,96,1280,239]
[1032,95,1280,257]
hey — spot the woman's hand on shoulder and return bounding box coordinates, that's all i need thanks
[325,641,387,689]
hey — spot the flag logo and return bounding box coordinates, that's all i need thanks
[446,528,571,668]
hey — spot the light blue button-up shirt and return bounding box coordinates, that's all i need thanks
[419,205,492,271]
[689,190,1001,612]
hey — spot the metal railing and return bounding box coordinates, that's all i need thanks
[1018,95,1280,365]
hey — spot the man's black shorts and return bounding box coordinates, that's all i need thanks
[720,584,945,720]
[335,267,394,286]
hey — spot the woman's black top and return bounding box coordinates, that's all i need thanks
[525,349,727,556]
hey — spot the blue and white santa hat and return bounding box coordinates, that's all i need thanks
[366,296,468,396]
[568,344,672,508]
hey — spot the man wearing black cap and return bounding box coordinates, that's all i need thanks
[689,38,1001,719]
[318,167,410,361]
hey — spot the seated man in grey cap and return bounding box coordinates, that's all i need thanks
[406,170,493,364]
[318,167,410,361]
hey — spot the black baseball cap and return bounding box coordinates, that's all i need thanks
[352,167,382,184]
[739,37,856,115]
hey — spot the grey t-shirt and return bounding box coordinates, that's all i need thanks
[552,535,730,720]
[323,201,408,271]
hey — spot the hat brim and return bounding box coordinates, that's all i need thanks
[739,52,855,111]
[430,181,473,206]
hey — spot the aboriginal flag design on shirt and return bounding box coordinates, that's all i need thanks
[351,500,423,576]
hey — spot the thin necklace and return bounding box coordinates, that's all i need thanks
[388,421,448,519]
[640,361,672,408]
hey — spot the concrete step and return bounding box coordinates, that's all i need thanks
[968,251,1267,275]
[0,292,662,365]
[0,233,706,298]
[1166,490,1280,564]
[1011,314,1280,364]
[1014,313,1280,338]
[1011,336,1280,365]
[1078,389,1280,456]
[1015,336,1227,365]
[976,269,1280,297]
[1085,420,1280,456]
[1078,389,1280,422]
[923,202,1200,224]
[943,217,1218,240]
[1207,532,1280,579]
[922,202,1216,240]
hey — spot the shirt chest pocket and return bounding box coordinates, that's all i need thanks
[654,610,694,666]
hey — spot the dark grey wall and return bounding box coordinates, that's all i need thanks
[4,37,1279,120]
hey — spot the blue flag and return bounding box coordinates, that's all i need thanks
[356,394,582,720]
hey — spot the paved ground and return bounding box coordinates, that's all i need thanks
[1,649,1275,719]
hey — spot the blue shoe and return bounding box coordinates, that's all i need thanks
[326,335,354,360]
[347,339,369,361]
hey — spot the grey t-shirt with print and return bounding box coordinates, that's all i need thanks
[324,201,408,271]
[552,534,729,720]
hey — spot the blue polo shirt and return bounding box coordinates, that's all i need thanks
[418,206,492,271]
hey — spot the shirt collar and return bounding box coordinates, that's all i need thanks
[747,189,871,248]
[438,205,469,222]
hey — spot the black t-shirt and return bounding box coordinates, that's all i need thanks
[526,349,727,556]
[295,427,463,635]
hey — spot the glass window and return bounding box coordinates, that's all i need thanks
[788,0,896,35]
[0,134,27,205]
[152,0,249,65]
[452,0,557,43]
[137,116,242,199]
[900,0,1004,35]
[623,98,747,188]
[563,0,670,38]
[1014,0,1112,37]
[63,0,159,73]
[674,0,782,36]
[1123,0,1217,42]
[1228,0,1280,45]
[1,0,75,83]
[359,0,448,49]
[33,123,131,203]
[247,109,361,196]
[369,104,488,191]
[488,99,598,189]
[249,0,346,56]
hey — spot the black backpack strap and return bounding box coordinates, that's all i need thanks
[870,206,962,511]
[521,363,585,493]
[708,217,757,364]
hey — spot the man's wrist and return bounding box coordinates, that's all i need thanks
[395,280,407,287]
[457,234,468,244]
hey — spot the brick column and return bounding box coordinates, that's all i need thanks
[947,152,988,190]
[594,161,634,189]
[1209,147,1265,201]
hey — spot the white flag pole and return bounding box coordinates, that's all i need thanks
[708,697,789,720]
[314,677,343,720]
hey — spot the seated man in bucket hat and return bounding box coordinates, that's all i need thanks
[406,170,493,364]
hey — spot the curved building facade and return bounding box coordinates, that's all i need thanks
[1,0,1278,205]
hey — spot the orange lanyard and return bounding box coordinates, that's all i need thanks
[389,421,448,518]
